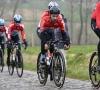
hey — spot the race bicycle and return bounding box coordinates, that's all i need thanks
[37,39,67,88]
[8,41,27,77]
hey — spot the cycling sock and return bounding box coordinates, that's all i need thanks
[40,54,45,60]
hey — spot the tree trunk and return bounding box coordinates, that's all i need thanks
[0,0,6,18]
[85,0,88,44]
[12,0,20,20]
[77,0,83,45]
[70,0,74,42]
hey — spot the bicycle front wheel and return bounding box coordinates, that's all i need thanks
[0,49,4,72]
[89,51,100,88]
[8,53,14,75]
[16,50,23,77]
[53,50,66,88]
[37,52,48,86]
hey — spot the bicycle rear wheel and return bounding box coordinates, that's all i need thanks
[16,50,23,77]
[53,50,66,88]
[89,51,100,88]
[8,53,14,75]
[0,49,4,72]
[37,52,48,86]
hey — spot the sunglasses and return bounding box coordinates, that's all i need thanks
[15,21,21,23]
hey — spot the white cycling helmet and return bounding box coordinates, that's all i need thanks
[0,19,5,26]
[48,1,59,9]
[14,14,22,23]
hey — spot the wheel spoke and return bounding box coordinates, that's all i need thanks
[89,52,100,87]
[16,50,23,77]
[37,52,47,86]
[53,50,66,88]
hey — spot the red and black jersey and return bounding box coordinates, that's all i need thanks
[8,21,26,40]
[0,26,8,36]
[91,1,100,29]
[40,16,65,31]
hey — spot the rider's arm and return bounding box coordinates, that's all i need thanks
[61,30,70,45]
[20,24,26,40]
[7,25,12,41]
[40,18,48,44]
[60,19,70,46]
[64,18,68,31]
[5,26,8,42]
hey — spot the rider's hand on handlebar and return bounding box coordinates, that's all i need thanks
[64,44,70,50]
[44,44,49,50]
[23,39,28,49]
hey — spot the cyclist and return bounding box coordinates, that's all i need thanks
[0,19,8,65]
[36,1,60,38]
[91,0,100,70]
[39,6,70,80]
[55,14,69,65]
[7,14,28,66]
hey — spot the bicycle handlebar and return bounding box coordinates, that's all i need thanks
[12,42,27,50]
[47,39,67,46]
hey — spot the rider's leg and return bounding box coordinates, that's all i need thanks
[14,35,22,65]
[59,49,66,64]
[0,36,4,65]
[40,41,47,64]
[1,36,5,55]
[7,44,11,66]
[40,30,50,64]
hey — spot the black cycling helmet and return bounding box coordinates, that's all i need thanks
[50,6,60,14]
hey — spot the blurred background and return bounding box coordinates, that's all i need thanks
[0,0,98,46]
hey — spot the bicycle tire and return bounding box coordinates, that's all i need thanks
[89,51,100,88]
[37,52,48,86]
[53,50,66,88]
[8,52,14,75]
[0,49,4,72]
[16,50,23,77]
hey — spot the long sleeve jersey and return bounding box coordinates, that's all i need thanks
[7,21,26,40]
[91,1,100,29]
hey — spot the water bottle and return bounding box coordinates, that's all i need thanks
[13,52,16,61]
[46,56,50,65]
[46,53,52,66]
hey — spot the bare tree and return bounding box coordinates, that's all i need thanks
[77,0,83,45]
[0,0,7,18]
[12,0,23,20]
[84,0,93,44]
[69,0,74,42]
